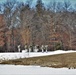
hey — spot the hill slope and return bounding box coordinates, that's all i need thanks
[1,52,76,69]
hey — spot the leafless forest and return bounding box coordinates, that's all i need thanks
[0,0,76,52]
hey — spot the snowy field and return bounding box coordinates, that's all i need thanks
[0,50,76,75]
[0,50,76,61]
[0,65,76,75]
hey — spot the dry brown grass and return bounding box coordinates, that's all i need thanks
[1,52,76,68]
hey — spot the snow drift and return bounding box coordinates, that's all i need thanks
[0,65,76,75]
[0,50,76,61]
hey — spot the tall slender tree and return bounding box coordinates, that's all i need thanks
[3,0,20,51]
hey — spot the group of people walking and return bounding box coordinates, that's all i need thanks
[17,45,48,53]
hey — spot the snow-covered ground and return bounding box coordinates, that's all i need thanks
[0,51,76,75]
[0,50,76,60]
[0,65,76,75]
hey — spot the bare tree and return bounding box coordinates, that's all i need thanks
[63,0,71,12]
[3,0,20,51]
[20,1,34,46]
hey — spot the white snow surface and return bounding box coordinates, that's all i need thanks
[0,65,76,75]
[0,50,76,75]
[0,50,76,60]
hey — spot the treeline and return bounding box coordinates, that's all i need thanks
[0,0,76,52]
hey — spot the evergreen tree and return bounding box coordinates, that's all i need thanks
[36,0,44,15]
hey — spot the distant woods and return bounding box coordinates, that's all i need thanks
[0,0,76,52]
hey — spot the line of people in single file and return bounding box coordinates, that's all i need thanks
[18,45,48,53]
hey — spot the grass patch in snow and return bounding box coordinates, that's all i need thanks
[1,52,76,69]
